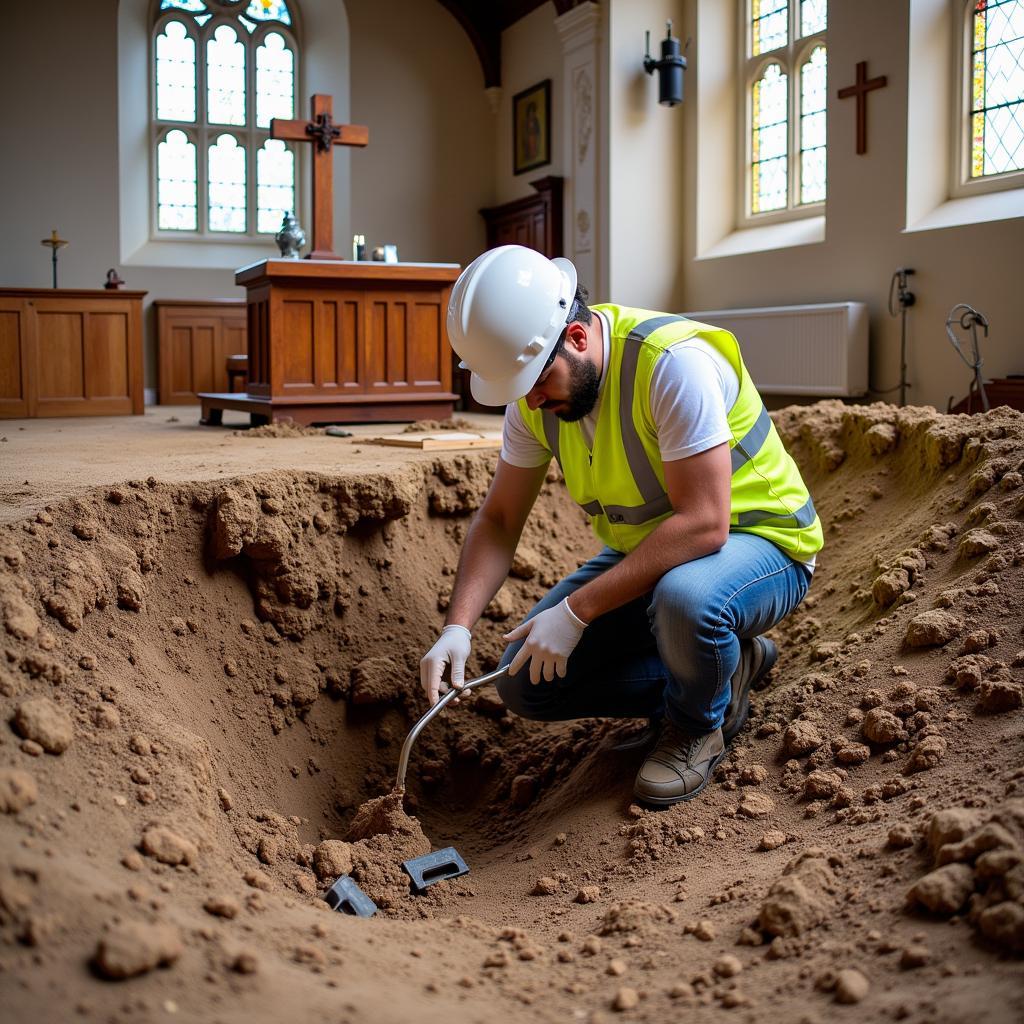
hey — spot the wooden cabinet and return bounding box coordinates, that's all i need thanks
[0,289,145,418]
[480,176,564,257]
[198,259,460,426]
[155,300,247,404]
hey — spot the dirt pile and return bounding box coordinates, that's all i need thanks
[1,401,1023,1021]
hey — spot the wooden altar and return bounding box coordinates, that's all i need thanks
[0,288,145,418]
[197,259,461,426]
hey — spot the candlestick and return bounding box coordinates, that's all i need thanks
[40,229,69,289]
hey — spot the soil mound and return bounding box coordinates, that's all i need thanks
[1,402,1023,1022]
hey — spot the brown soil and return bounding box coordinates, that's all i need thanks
[1,401,1023,1023]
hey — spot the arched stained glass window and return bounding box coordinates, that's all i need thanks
[151,0,300,238]
[752,64,788,212]
[257,139,295,233]
[155,20,196,122]
[256,32,295,128]
[752,0,788,56]
[800,46,827,203]
[969,0,1024,178]
[207,25,246,126]
[745,0,828,218]
[209,133,247,232]
[157,129,198,230]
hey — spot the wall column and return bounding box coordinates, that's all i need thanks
[554,1,602,293]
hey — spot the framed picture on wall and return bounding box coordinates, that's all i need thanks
[513,79,551,175]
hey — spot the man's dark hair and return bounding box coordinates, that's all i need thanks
[542,283,592,372]
[566,283,592,328]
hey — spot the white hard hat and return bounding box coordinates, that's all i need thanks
[447,245,578,406]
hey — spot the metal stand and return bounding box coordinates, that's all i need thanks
[875,267,915,404]
[945,304,990,413]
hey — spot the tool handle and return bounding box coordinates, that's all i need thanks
[395,666,508,792]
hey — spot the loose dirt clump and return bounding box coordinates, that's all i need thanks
[1,401,1023,1022]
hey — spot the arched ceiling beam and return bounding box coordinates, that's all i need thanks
[434,2,595,90]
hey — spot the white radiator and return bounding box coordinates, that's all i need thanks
[683,302,868,396]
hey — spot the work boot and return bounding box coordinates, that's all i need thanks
[722,636,778,744]
[633,721,726,807]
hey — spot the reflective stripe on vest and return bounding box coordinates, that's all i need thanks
[736,495,818,529]
[542,316,815,533]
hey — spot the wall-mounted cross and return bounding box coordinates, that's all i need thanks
[837,61,887,155]
[271,94,368,259]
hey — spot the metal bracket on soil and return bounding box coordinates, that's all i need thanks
[402,847,470,894]
[325,875,378,917]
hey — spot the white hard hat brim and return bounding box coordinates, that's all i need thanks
[469,358,551,406]
[467,257,578,407]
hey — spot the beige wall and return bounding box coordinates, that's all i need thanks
[676,0,1023,411]
[346,0,493,266]
[493,2,565,207]
[603,0,687,307]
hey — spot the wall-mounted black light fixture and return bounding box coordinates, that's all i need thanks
[643,21,687,107]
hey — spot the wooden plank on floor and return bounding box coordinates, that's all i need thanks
[362,431,502,450]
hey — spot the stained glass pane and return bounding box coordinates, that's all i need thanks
[256,32,294,128]
[157,130,197,230]
[971,0,1024,177]
[752,63,788,212]
[800,0,827,36]
[245,0,292,25]
[752,0,788,56]
[257,139,295,233]
[160,0,206,11]
[156,21,196,122]
[800,46,827,203]
[209,134,247,232]
[207,24,246,126]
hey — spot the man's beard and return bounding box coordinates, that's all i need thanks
[555,348,601,421]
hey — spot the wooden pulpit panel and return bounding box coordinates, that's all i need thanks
[366,298,408,386]
[409,300,444,387]
[0,302,29,417]
[37,312,85,400]
[317,299,360,390]
[282,299,315,386]
[87,312,131,399]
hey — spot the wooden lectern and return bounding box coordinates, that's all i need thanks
[198,259,461,426]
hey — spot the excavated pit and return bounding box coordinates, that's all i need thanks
[2,403,1024,1022]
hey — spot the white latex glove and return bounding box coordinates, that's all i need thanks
[420,625,472,706]
[504,598,587,685]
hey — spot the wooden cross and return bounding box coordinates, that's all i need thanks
[271,94,368,259]
[837,61,887,155]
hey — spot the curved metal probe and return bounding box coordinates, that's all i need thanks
[395,666,508,792]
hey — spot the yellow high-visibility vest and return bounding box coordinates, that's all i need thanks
[517,305,824,563]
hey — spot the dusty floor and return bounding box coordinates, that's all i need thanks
[1,401,1023,1024]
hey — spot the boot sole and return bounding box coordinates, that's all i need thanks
[722,636,778,745]
[633,748,730,808]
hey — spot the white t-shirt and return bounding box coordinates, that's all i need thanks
[501,310,739,468]
[501,310,815,572]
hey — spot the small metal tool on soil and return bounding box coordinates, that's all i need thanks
[402,846,470,893]
[325,874,378,917]
[394,665,508,892]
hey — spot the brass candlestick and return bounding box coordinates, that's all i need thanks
[40,229,69,289]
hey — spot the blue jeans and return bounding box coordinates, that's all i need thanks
[496,532,811,734]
